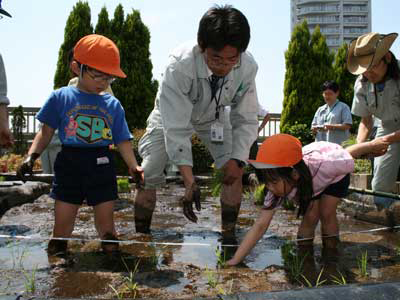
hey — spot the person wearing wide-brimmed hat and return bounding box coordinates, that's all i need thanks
[0,0,13,148]
[348,32,400,195]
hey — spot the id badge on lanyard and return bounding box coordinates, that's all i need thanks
[211,119,224,142]
[209,76,225,143]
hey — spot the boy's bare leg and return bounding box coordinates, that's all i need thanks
[94,200,117,237]
[49,200,79,254]
[134,188,156,233]
[53,200,79,237]
[94,200,119,252]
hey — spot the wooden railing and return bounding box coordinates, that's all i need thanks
[7,106,281,141]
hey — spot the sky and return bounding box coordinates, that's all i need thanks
[1,0,400,114]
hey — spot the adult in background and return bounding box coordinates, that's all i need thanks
[311,80,352,145]
[348,32,400,196]
[135,5,259,240]
[248,103,270,183]
[0,0,13,148]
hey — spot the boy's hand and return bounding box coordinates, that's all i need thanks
[16,153,40,182]
[182,182,201,223]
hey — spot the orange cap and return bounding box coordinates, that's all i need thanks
[73,34,126,78]
[248,134,303,169]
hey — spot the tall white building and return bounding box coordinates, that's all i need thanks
[291,0,372,51]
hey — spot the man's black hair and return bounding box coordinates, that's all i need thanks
[322,80,339,93]
[197,5,250,53]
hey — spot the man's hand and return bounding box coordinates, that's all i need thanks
[368,138,390,157]
[129,165,144,184]
[16,153,40,182]
[222,159,244,185]
[182,182,201,223]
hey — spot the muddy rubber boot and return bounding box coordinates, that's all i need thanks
[221,202,241,241]
[296,236,318,285]
[101,233,120,254]
[321,235,341,283]
[321,235,340,263]
[47,239,68,256]
[134,202,154,234]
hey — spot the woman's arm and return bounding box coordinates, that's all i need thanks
[226,209,275,266]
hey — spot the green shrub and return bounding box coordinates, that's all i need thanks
[112,129,213,175]
[117,178,131,193]
[192,134,213,173]
[282,122,314,145]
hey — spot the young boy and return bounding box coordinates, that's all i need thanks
[17,34,143,254]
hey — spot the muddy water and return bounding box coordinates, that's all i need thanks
[0,183,400,299]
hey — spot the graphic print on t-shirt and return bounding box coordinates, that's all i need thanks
[64,113,113,144]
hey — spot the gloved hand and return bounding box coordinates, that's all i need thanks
[16,153,40,182]
[182,182,201,223]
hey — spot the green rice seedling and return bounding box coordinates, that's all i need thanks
[211,169,224,197]
[215,247,227,268]
[117,178,131,193]
[331,270,347,285]
[109,284,124,299]
[282,197,295,211]
[23,266,37,294]
[253,184,266,205]
[7,240,29,269]
[204,267,219,288]
[357,251,369,277]
[121,258,140,295]
[301,268,326,287]
[281,241,306,282]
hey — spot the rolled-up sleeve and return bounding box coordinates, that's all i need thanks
[230,69,259,161]
[351,77,370,117]
[0,54,10,105]
[159,65,195,166]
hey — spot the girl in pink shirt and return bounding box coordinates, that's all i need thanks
[227,134,389,266]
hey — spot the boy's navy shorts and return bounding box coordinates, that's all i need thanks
[313,174,350,200]
[50,146,118,206]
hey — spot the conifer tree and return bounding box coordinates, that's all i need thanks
[333,43,356,109]
[53,1,93,89]
[281,22,333,136]
[95,6,111,38]
[112,8,158,129]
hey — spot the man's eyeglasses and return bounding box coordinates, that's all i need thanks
[205,52,240,67]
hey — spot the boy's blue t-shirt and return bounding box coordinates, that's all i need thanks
[37,86,132,147]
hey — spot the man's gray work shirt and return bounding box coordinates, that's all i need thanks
[352,73,400,131]
[145,41,259,166]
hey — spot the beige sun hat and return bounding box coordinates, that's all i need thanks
[347,32,398,75]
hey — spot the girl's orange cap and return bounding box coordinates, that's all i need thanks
[248,134,303,169]
[73,34,126,78]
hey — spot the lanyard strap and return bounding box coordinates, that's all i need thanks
[208,75,226,120]
[324,100,339,122]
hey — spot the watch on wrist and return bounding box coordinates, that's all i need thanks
[232,158,245,168]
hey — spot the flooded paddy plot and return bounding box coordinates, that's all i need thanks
[1,183,400,299]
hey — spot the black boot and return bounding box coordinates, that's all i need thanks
[134,203,154,234]
[47,239,68,256]
[296,236,317,285]
[101,233,120,254]
[221,202,240,240]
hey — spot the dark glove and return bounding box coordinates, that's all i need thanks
[182,182,201,223]
[16,153,40,182]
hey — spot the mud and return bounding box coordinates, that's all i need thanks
[0,182,400,298]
